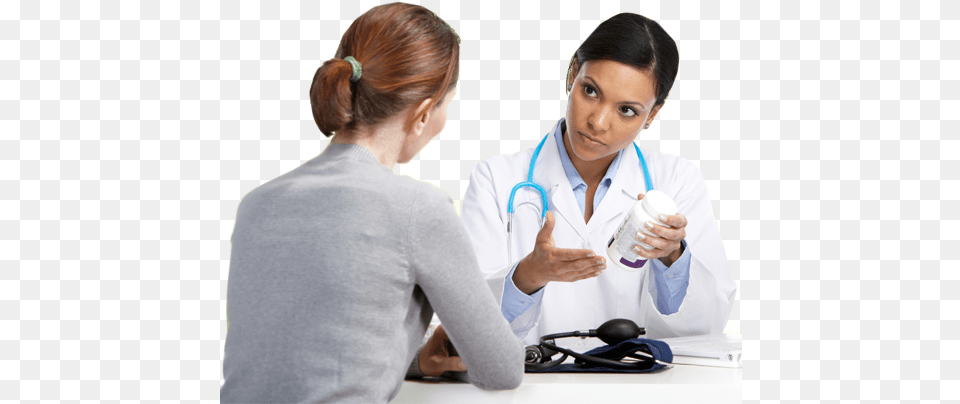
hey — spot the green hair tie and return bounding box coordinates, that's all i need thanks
[343,56,362,82]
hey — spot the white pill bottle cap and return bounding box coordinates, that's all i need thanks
[638,190,678,227]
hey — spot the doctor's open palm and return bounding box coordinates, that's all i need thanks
[512,211,607,295]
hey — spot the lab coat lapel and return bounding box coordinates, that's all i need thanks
[532,126,591,244]
[587,144,648,232]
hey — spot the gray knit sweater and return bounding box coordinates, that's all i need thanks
[220,143,523,403]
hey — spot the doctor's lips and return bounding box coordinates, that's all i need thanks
[577,131,605,146]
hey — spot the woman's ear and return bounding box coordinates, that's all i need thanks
[410,98,434,137]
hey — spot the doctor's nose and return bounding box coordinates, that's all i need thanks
[587,107,610,132]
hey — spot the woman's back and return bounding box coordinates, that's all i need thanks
[222,144,428,402]
[221,144,523,403]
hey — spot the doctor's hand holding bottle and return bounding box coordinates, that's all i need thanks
[632,193,689,268]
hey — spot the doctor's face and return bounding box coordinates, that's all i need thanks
[564,60,662,162]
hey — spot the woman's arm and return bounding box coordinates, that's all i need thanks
[408,184,524,390]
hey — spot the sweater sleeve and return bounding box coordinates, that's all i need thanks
[407,185,524,390]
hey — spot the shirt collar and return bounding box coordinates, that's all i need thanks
[553,119,623,190]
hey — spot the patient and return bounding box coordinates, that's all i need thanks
[220,3,523,403]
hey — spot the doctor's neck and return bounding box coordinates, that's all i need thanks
[330,119,406,170]
[561,128,618,185]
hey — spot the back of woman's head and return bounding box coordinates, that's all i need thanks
[310,2,460,137]
[567,13,679,107]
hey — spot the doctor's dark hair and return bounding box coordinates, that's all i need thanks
[566,13,679,108]
[310,2,460,137]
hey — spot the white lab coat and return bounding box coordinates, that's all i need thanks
[461,121,737,346]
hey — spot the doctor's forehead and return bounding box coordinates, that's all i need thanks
[580,60,657,107]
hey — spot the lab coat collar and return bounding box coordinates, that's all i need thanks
[530,119,569,192]
[530,119,590,241]
[554,120,623,194]
[528,118,652,236]
[589,139,647,231]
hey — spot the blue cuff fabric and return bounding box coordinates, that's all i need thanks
[648,240,691,315]
[501,262,545,323]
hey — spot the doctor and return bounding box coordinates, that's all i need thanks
[461,13,737,345]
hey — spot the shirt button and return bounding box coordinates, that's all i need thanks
[581,241,592,249]
[668,274,674,278]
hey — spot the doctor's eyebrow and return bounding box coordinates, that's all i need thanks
[583,76,646,110]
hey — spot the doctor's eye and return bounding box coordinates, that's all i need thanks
[620,106,638,117]
[582,84,597,98]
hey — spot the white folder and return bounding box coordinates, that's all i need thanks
[658,334,742,368]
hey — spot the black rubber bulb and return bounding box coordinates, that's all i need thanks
[594,318,644,345]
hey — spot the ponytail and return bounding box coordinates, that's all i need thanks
[309,58,356,136]
[308,3,460,138]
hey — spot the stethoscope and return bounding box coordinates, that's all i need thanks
[506,130,654,263]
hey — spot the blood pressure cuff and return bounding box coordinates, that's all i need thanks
[526,338,673,373]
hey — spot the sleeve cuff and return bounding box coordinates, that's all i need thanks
[501,261,545,323]
[649,240,691,315]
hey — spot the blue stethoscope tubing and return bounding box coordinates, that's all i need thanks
[506,133,653,263]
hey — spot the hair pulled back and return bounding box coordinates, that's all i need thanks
[566,13,679,108]
[310,2,460,137]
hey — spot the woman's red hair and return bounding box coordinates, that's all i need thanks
[309,3,460,136]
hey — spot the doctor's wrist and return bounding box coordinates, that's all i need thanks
[514,257,546,295]
[659,241,685,267]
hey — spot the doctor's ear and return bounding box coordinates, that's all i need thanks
[644,104,664,129]
[410,98,434,136]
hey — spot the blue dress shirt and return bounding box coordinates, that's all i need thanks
[501,124,692,321]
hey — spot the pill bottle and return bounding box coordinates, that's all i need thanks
[606,190,677,271]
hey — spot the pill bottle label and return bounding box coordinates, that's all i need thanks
[608,210,651,269]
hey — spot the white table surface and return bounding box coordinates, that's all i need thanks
[393,363,742,404]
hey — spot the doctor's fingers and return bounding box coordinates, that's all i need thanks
[557,256,606,273]
[567,270,602,282]
[554,265,603,282]
[640,222,686,242]
[550,247,598,262]
[658,213,688,229]
[633,241,680,259]
[635,232,681,251]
